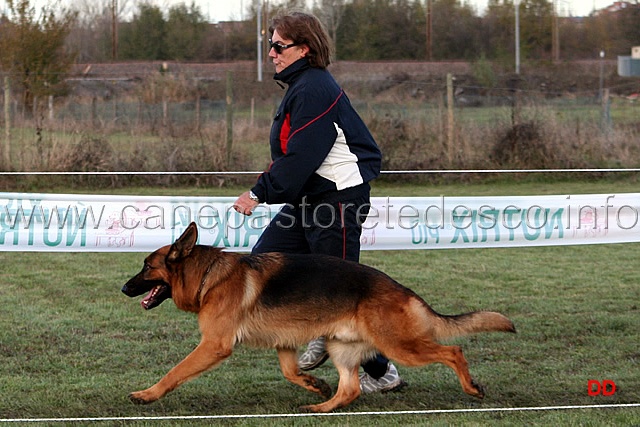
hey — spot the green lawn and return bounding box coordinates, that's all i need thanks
[1,179,639,425]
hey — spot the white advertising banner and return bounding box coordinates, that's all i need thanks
[1,192,640,252]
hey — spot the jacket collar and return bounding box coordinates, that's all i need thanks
[273,58,310,86]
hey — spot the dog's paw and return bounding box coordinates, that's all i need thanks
[299,403,330,413]
[304,376,332,399]
[471,380,486,399]
[314,378,332,399]
[299,404,315,413]
[129,390,156,405]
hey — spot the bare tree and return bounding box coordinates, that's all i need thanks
[69,0,133,61]
[313,0,346,58]
[0,0,77,108]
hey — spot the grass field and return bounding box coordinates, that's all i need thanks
[1,179,639,425]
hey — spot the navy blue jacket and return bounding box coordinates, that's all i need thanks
[251,59,381,205]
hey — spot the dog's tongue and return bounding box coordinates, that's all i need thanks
[141,285,161,310]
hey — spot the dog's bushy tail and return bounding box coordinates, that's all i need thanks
[432,310,516,341]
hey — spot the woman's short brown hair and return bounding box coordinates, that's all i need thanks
[269,11,333,69]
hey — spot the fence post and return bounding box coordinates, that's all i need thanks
[48,95,54,121]
[162,92,168,131]
[601,88,611,133]
[250,97,255,127]
[113,95,118,126]
[226,71,233,167]
[195,93,201,133]
[3,76,11,169]
[509,76,521,126]
[91,97,98,128]
[137,98,142,128]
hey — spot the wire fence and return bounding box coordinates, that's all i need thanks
[1,63,639,184]
[2,61,639,134]
[2,168,640,176]
[2,81,637,156]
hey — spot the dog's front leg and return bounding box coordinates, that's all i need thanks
[130,339,232,404]
[277,348,332,399]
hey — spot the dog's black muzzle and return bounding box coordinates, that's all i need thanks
[122,274,171,310]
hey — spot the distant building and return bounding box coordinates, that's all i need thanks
[595,1,635,16]
[618,47,640,77]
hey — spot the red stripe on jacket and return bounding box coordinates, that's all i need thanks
[280,113,292,154]
[278,90,344,155]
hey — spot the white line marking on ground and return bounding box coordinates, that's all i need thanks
[1,403,638,423]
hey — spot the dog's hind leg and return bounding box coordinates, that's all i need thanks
[383,340,485,399]
[277,348,332,399]
[300,356,361,413]
[299,342,364,413]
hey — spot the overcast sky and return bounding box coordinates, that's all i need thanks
[0,0,620,22]
[192,0,616,22]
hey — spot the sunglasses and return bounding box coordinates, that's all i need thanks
[269,39,298,54]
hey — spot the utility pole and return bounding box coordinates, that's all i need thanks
[111,0,118,60]
[3,76,10,170]
[257,0,263,82]
[515,0,520,74]
[599,50,605,101]
[552,0,560,62]
[426,0,432,61]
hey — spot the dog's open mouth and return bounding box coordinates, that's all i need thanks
[140,284,171,310]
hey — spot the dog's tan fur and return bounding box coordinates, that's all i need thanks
[122,222,515,412]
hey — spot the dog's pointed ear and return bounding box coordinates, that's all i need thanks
[167,222,198,264]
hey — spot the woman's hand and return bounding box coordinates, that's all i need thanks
[233,191,260,216]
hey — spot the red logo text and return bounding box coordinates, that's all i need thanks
[588,379,616,396]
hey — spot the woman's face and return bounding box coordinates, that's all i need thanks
[269,29,308,74]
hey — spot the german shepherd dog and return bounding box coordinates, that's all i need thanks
[122,222,515,412]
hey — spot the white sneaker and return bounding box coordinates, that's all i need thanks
[359,363,407,393]
[298,337,329,371]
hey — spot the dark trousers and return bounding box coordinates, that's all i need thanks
[251,187,390,379]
